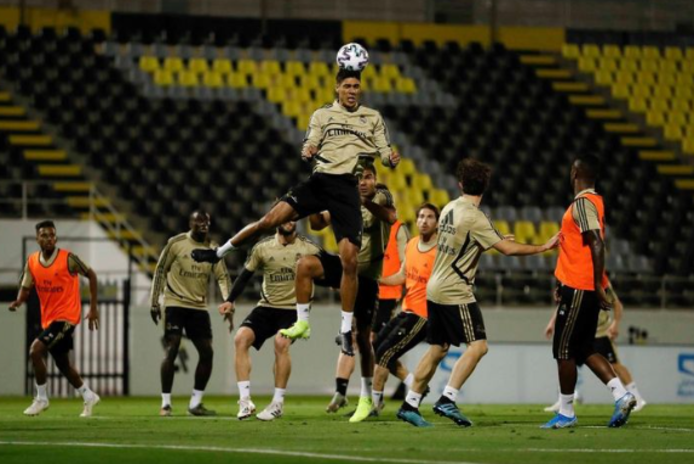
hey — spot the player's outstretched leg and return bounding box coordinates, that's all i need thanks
[192,202,299,263]
[53,351,100,418]
[25,339,50,416]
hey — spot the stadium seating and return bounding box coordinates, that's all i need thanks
[2,24,693,305]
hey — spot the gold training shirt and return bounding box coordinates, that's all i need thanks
[150,232,231,311]
[427,196,504,305]
[303,101,393,176]
[245,234,322,310]
[358,189,394,280]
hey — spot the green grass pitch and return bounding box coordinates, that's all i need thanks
[1,397,693,464]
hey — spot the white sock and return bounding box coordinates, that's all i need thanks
[372,390,384,408]
[559,393,575,418]
[442,385,459,403]
[161,393,171,408]
[189,389,204,409]
[340,311,353,333]
[238,381,251,400]
[273,388,286,404]
[360,377,373,398]
[297,303,311,323]
[607,377,628,401]
[405,390,422,409]
[36,383,48,401]
[626,382,644,402]
[403,373,414,388]
[216,240,235,258]
[76,383,95,401]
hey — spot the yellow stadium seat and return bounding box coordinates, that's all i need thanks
[282,100,301,117]
[578,57,597,72]
[285,61,305,76]
[318,88,335,105]
[664,125,683,141]
[493,220,511,237]
[297,114,311,130]
[277,74,296,89]
[212,58,233,75]
[672,100,691,112]
[139,56,159,73]
[412,174,433,191]
[301,74,322,90]
[252,73,271,89]
[309,61,330,76]
[236,59,257,75]
[683,138,694,155]
[582,44,601,57]
[163,57,184,73]
[620,59,639,72]
[177,70,199,87]
[372,76,393,93]
[628,97,648,113]
[650,99,669,112]
[624,46,642,58]
[399,158,416,177]
[203,71,224,88]
[646,111,666,127]
[409,189,425,205]
[387,172,407,191]
[615,71,634,84]
[686,48,694,60]
[675,86,694,99]
[260,60,281,76]
[659,61,678,74]
[188,58,209,74]
[665,47,683,61]
[603,45,621,58]
[668,111,688,126]
[640,60,659,73]
[539,222,560,243]
[632,84,651,98]
[381,64,401,79]
[226,73,248,88]
[636,72,656,85]
[289,87,312,103]
[653,86,673,99]
[642,46,661,59]
[396,77,417,94]
[658,73,677,86]
[153,69,174,86]
[598,57,618,72]
[685,126,694,138]
[562,44,580,58]
[514,221,537,244]
[429,189,450,208]
[594,70,613,86]
[611,83,630,99]
[676,74,694,87]
[681,61,694,74]
[266,86,285,103]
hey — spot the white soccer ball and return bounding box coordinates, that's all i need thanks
[336,43,369,72]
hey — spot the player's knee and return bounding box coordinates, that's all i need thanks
[234,329,254,351]
[297,256,320,278]
[339,253,358,276]
[274,335,290,354]
[29,340,45,359]
[474,340,489,358]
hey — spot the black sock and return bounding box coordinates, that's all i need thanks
[336,378,349,396]
[437,395,454,405]
[400,401,418,412]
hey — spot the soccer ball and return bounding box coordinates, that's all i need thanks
[336,43,369,72]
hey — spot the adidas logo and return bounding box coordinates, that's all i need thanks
[441,210,454,225]
[269,257,275,262]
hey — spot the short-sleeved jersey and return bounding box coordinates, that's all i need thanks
[21,249,90,289]
[358,189,394,280]
[303,101,393,176]
[427,196,504,305]
[554,189,609,291]
[245,234,322,310]
[150,232,231,311]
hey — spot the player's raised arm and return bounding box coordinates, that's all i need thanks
[374,115,398,167]
[302,111,322,161]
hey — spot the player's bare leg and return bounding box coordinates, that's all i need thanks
[234,327,257,419]
[613,362,646,411]
[337,238,359,356]
[445,340,488,390]
[160,333,181,416]
[327,347,355,413]
[54,351,100,417]
[257,333,292,421]
[280,255,323,341]
[187,337,215,416]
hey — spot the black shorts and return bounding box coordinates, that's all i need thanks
[314,252,379,329]
[552,286,601,364]
[426,300,487,347]
[593,336,619,365]
[372,298,398,333]
[240,306,297,350]
[165,307,212,340]
[375,312,428,369]
[37,321,75,355]
[281,173,363,248]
